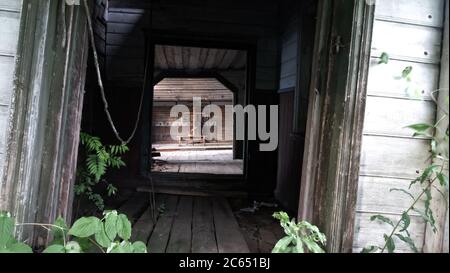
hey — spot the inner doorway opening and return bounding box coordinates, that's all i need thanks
[149,45,248,177]
[151,77,243,175]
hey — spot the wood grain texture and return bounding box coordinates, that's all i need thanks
[117,192,149,223]
[147,195,178,253]
[104,0,279,90]
[166,196,193,253]
[363,97,435,137]
[131,194,167,244]
[367,58,439,100]
[353,212,425,252]
[213,197,249,253]
[356,176,425,216]
[371,20,443,64]
[192,197,217,253]
[354,0,445,252]
[423,2,449,253]
[0,10,21,55]
[375,0,445,27]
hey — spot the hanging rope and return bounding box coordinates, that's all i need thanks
[83,0,145,145]
[84,0,158,222]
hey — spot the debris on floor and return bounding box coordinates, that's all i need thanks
[229,198,284,253]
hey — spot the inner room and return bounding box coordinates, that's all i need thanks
[150,45,246,176]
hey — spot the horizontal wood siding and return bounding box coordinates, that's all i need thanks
[105,0,279,90]
[0,1,22,181]
[354,0,446,252]
[279,2,298,91]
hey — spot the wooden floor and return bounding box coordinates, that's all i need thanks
[117,193,250,253]
[152,149,243,175]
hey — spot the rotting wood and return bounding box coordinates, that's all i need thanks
[423,1,449,253]
[1,1,90,245]
[299,0,374,253]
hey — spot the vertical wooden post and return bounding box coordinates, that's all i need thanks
[424,0,449,253]
[1,0,89,244]
[298,0,375,252]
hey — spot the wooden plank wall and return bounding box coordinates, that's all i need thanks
[93,0,108,70]
[152,104,233,144]
[0,0,22,181]
[279,0,298,91]
[105,0,280,90]
[353,0,446,252]
[274,0,307,213]
[444,4,449,250]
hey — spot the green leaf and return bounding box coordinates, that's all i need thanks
[402,66,413,79]
[378,52,390,64]
[132,241,147,253]
[52,216,68,245]
[73,237,93,253]
[419,165,439,183]
[390,188,415,200]
[405,123,433,133]
[399,212,411,232]
[273,211,290,223]
[104,211,118,241]
[43,244,66,253]
[116,214,132,241]
[0,212,14,248]
[65,241,82,253]
[272,236,293,253]
[109,241,133,253]
[295,236,304,253]
[370,215,395,227]
[94,224,111,248]
[437,173,449,187]
[412,208,433,226]
[7,242,33,253]
[303,238,325,253]
[68,217,101,238]
[361,246,379,253]
[384,234,396,253]
[394,233,418,253]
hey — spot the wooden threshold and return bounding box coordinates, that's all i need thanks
[137,185,248,198]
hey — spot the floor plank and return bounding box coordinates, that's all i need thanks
[166,196,194,253]
[137,185,247,198]
[213,197,250,253]
[147,195,179,253]
[131,194,167,244]
[192,197,218,253]
[117,192,150,223]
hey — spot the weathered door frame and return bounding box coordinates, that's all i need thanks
[140,32,257,184]
[0,0,89,243]
[297,0,375,253]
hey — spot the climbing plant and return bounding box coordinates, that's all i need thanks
[0,210,147,253]
[272,212,326,253]
[75,132,129,210]
[362,53,449,253]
